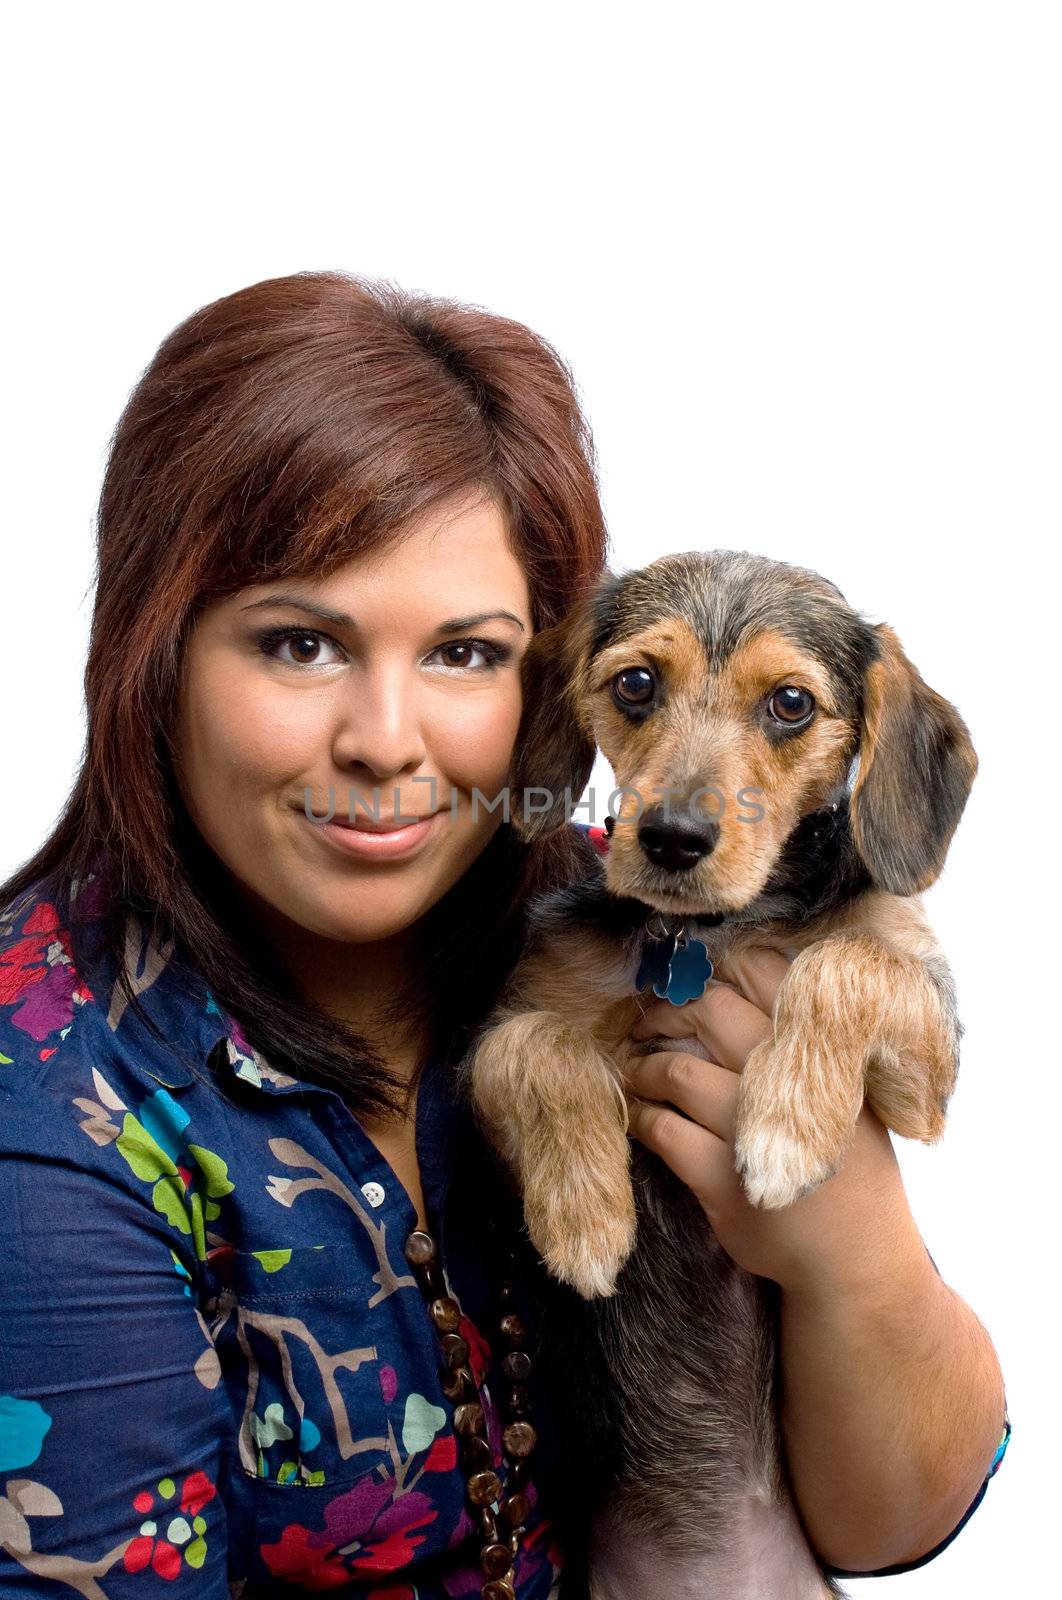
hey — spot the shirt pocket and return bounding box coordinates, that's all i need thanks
[218,1242,398,1494]
[212,1241,468,1589]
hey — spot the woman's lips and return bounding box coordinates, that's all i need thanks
[305,810,441,860]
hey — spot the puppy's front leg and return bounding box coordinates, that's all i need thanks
[469,1009,637,1298]
[734,932,958,1209]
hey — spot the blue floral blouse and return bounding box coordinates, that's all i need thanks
[0,828,1009,1595]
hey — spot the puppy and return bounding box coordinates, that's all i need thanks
[463,550,977,1599]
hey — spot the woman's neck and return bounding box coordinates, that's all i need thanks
[249,903,427,1085]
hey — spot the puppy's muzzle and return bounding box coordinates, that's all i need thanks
[637,804,719,873]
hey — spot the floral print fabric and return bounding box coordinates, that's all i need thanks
[0,860,568,1596]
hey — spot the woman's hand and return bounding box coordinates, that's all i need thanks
[624,946,924,1295]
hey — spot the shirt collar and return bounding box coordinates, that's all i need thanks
[71,860,455,1114]
[71,860,304,1096]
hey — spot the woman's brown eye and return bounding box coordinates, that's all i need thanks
[768,685,815,724]
[613,667,655,707]
[288,634,322,664]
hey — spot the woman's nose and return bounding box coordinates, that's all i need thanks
[330,668,428,781]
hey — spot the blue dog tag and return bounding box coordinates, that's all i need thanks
[636,928,713,1004]
[663,937,713,1004]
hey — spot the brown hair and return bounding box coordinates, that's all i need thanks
[0,270,609,1119]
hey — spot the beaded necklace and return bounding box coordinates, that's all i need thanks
[404,1225,537,1600]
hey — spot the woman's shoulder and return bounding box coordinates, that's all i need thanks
[0,867,242,1155]
[0,871,99,1101]
[0,868,310,1292]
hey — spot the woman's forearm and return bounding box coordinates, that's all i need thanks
[777,1226,1006,1573]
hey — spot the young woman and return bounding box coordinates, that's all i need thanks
[0,272,1008,1598]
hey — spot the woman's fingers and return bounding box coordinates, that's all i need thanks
[712,946,792,1015]
[624,1048,738,1142]
[626,1069,739,1206]
[631,981,773,1074]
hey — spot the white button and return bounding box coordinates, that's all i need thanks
[361,1181,386,1208]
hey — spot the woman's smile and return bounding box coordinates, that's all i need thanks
[306,808,443,860]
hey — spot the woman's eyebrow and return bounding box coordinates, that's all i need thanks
[239,594,527,634]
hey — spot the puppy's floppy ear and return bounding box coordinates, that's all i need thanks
[849,624,978,894]
[507,603,598,843]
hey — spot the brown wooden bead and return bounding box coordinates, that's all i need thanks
[466,1468,501,1506]
[501,1349,531,1383]
[502,1420,537,1458]
[482,1579,516,1600]
[478,1503,498,1541]
[403,1229,436,1266]
[460,1433,493,1472]
[498,1312,526,1345]
[506,1383,530,1418]
[429,1296,461,1332]
[439,1332,470,1371]
[453,1400,485,1436]
[439,1364,475,1402]
[506,1457,529,1490]
[508,1528,521,1554]
[500,1491,530,1527]
[480,1541,514,1579]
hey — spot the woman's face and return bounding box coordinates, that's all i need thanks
[173,494,532,951]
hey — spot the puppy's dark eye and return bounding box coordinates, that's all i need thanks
[613,667,655,707]
[768,686,815,725]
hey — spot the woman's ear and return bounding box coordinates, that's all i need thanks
[507,604,598,843]
[849,624,978,894]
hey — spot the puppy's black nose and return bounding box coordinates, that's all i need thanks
[637,805,719,872]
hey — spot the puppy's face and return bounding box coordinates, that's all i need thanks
[587,616,857,914]
[509,550,977,910]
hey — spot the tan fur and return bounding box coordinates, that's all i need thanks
[472,559,975,1295]
[724,629,841,717]
[849,623,979,894]
[472,888,959,1286]
[469,1009,638,1298]
[470,930,645,1296]
[720,890,958,1195]
[594,623,857,916]
[507,927,638,1028]
[465,553,976,1592]
[732,924,957,1207]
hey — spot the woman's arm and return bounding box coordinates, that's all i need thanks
[772,1109,1006,1571]
[0,1103,234,1594]
[624,945,1008,1576]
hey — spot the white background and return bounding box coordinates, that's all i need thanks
[3,4,1059,1593]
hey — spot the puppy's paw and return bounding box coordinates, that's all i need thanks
[733,1033,856,1209]
[525,1171,637,1298]
[866,1041,952,1145]
[733,1116,838,1209]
